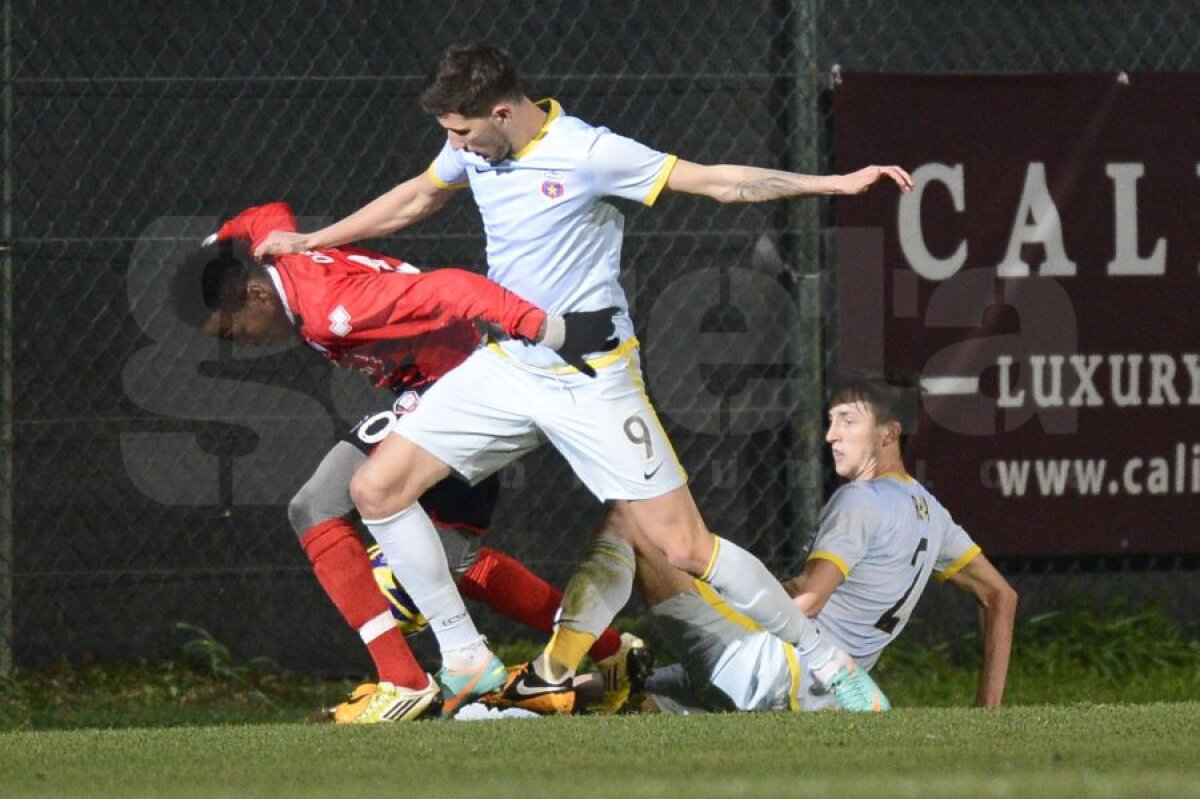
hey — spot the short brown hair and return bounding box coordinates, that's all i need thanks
[419,42,523,118]
[827,371,920,433]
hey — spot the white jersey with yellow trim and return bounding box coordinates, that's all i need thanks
[809,474,980,670]
[428,98,676,369]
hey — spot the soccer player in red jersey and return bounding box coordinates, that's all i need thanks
[170,201,631,721]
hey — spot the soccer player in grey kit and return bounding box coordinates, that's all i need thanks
[637,374,1016,712]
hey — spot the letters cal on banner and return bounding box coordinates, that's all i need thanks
[833,73,1200,556]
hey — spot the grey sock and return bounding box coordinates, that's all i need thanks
[702,536,829,659]
[556,532,635,638]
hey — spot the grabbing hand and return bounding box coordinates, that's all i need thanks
[838,165,914,195]
[540,306,620,377]
[253,230,311,260]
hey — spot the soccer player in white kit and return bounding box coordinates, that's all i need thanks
[639,373,1018,712]
[256,43,913,712]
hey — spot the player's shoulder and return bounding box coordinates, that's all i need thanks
[826,480,886,517]
[546,103,633,150]
[872,474,946,518]
[274,253,326,286]
[545,110,609,157]
[276,251,385,305]
[881,475,950,515]
[919,485,963,532]
[540,103,661,171]
[877,476,965,539]
[549,101,602,135]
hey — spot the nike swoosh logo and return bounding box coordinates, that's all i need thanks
[514,682,566,697]
[643,463,663,480]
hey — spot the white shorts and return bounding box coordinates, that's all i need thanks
[391,339,688,501]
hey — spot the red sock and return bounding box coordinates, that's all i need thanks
[458,547,622,661]
[588,624,623,662]
[299,518,427,689]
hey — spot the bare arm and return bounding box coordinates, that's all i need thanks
[945,554,1018,708]
[782,558,846,617]
[665,159,914,204]
[254,173,457,258]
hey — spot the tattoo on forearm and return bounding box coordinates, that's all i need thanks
[734,176,802,202]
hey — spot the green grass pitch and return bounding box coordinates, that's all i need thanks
[1,703,1197,798]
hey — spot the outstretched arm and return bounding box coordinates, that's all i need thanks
[254,173,457,258]
[665,160,913,203]
[945,554,1018,708]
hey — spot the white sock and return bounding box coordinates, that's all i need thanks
[703,535,833,663]
[364,504,484,657]
[441,639,494,672]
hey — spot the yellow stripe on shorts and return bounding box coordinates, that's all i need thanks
[783,642,802,713]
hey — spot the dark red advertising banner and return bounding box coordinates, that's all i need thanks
[834,73,1200,556]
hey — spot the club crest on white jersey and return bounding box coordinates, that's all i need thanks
[541,170,567,199]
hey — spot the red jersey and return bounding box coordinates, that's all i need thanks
[213,203,547,391]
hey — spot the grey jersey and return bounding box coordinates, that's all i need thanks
[810,474,980,669]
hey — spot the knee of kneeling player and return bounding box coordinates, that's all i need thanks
[288,484,344,536]
[287,489,316,536]
[349,468,423,521]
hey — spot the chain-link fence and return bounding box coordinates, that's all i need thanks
[2,1,1197,673]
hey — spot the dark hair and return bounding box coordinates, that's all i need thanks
[419,42,523,118]
[827,371,921,434]
[169,238,258,327]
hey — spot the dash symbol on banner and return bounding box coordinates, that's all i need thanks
[920,377,980,396]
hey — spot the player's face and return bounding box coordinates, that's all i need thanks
[825,401,884,481]
[438,111,513,165]
[201,304,292,348]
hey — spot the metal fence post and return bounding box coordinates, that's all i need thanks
[0,0,14,674]
[786,0,825,556]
